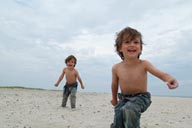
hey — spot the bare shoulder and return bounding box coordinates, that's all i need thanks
[112,62,123,74]
[140,59,149,63]
[73,68,79,74]
[140,59,152,66]
[63,67,67,72]
[140,59,157,73]
[112,62,122,70]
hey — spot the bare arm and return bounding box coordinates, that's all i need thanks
[111,64,119,106]
[144,60,178,89]
[54,68,65,87]
[76,70,84,89]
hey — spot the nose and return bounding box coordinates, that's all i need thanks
[129,41,135,46]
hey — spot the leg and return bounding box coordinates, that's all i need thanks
[122,94,151,128]
[122,102,141,128]
[70,87,77,108]
[111,101,125,128]
[62,86,70,107]
[62,95,68,107]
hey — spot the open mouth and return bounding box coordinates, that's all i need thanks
[68,64,73,67]
[128,49,136,53]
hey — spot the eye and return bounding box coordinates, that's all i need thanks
[124,41,130,44]
[134,41,140,44]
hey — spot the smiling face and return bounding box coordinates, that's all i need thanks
[66,58,76,68]
[65,55,77,67]
[115,27,143,60]
[119,35,142,59]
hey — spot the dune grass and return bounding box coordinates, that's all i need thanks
[0,86,45,90]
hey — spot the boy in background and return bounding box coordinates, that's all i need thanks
[55,55,85,109]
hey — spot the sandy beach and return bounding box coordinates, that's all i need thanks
[0,88,191,128]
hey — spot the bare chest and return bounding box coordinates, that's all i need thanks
[65,70,76,79]
[117,65,146,82]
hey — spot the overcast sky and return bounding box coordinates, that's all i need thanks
[0,0,191,97]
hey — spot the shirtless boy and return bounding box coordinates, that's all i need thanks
[55,55,84,108]
[111,27,178,128]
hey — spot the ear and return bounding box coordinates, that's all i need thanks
[118,46,123,52]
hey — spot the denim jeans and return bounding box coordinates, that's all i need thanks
[111,92,151,128]
[62,82,78,108]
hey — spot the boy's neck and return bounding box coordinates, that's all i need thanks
[122,58,140,65]
[67,66,74,70]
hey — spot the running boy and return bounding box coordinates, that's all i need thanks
[111,27,179,128]
[54,55,85,108]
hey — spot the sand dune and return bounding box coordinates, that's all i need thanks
[0,88,191,128]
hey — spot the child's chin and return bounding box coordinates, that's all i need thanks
[128,54,138,58]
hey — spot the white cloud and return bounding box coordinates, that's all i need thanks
[0,0,192,96]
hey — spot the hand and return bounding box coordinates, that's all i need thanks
[111,99,118,106]
[166,79,179,89]
[81,85,85,89]
[54,83,58,87]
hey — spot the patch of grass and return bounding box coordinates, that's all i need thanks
[0,86,45,90]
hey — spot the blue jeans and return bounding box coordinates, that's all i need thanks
[62,82,78,108]
[111,92,151,128]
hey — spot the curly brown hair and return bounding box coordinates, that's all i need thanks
[115,27,143,60]
[65,55,77,67]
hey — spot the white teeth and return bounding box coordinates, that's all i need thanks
[128,50,136,52]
